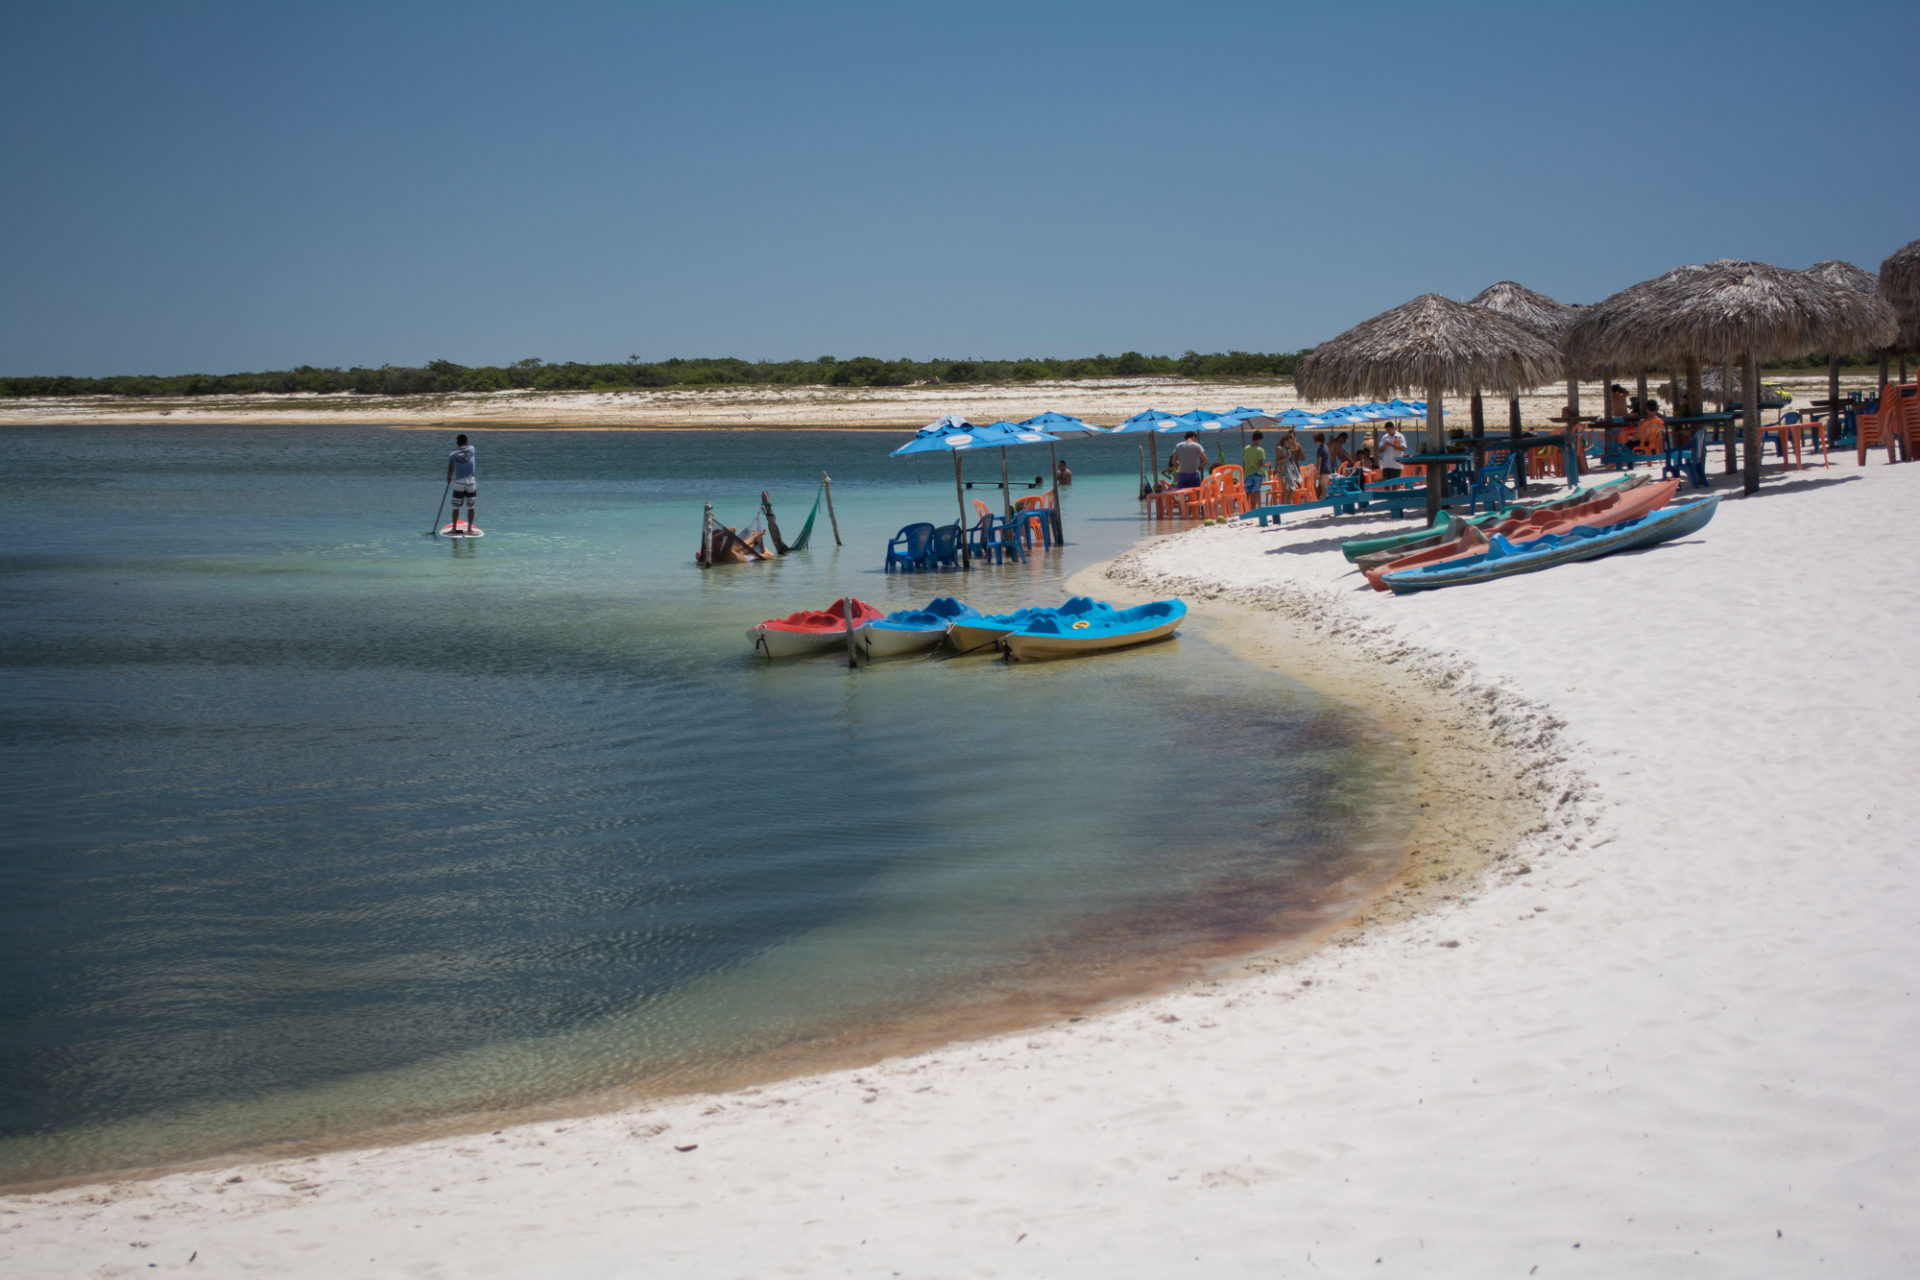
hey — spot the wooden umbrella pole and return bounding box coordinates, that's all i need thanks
[1722,363,1738,472]
[952,451,970,570]
[999,447,1012,517]
[1742,351,1762,495]
[1684,356,1701,417]
[1138,445,1146,497]
[1424,384,1445,526]
[699,502,712,567]
[820,471,842,546]
[1469,389,1486,474]
[1826,354,1841,465]
[1047,442,1063,546]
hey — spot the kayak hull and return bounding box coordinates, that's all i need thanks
[748,598,883,657]
[1382,495,1717,593]
[949,597,1113,654]
[1001,600,1186,661]
[857,621,949,657]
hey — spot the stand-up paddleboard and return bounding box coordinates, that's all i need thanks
[437,522,485,538]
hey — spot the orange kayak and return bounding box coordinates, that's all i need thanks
[1364,479,1680,590]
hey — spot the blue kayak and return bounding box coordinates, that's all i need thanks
[1001,599,1187,661]
[856,596,984,658]
[947,596,1115,654]
[1381,495,1718,593]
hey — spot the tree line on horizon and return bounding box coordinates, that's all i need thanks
[1,348,1877,401]
[0,350,1316,399]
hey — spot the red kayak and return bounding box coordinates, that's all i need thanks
[747,598,884,657]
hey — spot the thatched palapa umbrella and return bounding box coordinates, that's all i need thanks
[1565,258,1896,494]
[1803,260,1894,463]
[1467,281,1580,476]
[1880,239,1920,387]
[1295,293,1563,522]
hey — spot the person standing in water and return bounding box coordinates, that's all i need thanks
[445,434,477,533]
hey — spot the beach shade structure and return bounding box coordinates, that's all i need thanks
[890,418,999,566]
[1564,259,1898,492]
[1018,412,1104,522]
[1111,409,1180,495]
[1803,259,1894,461]
[1469,281,1582,451]
[1880,239,1920,388]
[1296,292,1564,523]
[971,420,1065,521]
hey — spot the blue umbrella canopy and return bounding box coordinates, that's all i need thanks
[973,420,1064,446]
[1218,405,1272,425]
[890,422,993,455]
[1109,409,1179,434]
[1275,409,1319,426]
[1160,409,1229,433]
[1018,411,1104,438]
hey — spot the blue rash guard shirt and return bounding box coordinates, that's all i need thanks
[449,444,476,481]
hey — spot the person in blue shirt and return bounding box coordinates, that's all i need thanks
[445,434,477,532]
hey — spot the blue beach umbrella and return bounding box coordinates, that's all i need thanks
[1018,412,1101,516]
[967,420,1064,519]
[1110,409,1180,491]
[890,418,997,545]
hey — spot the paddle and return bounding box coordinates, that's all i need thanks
[426,478,450,536]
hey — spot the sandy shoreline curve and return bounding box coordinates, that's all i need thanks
[5,453,1916,1277]
[0,549,1541,1196]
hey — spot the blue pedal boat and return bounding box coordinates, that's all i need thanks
[1380,495,1718,594]
[855,596,983,658]
[1001,599,1187,661]
[946,596,1115,654]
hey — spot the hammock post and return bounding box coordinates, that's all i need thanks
[820,472,842,547]
[841,594,858,669]
[760,491,788,555]
[698,502,713,568]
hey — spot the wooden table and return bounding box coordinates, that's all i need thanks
[1400,452,1471,524]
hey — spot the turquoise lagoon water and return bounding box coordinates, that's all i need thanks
[0,424,1409,1183]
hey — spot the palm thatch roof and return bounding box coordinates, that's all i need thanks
[1880,239,1920,310]
[1563,258,1898,374]
[1804,259,1880,298]
[1467,281,1581,339]
[1293,293,1563,400]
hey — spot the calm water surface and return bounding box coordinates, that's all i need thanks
[0,424,1408,1182]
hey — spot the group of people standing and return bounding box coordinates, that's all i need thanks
[1234,422,1407,506]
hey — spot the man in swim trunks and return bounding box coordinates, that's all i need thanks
[446,434,477,532]
[1241,430,1267,505]
[1170,432,1209,489]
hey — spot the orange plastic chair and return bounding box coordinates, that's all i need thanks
[1895,384,1920,462]
[1634,416,1666,459]
[1856,389,1905,464]
[1759,414,1804,469]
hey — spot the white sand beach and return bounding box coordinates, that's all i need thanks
[0,373,1886,432]
[5,451,1917,1278]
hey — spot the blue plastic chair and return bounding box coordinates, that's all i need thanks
[927,523,963,569]
[969,514,1026,564]
[1469,454,1520,515]
[1665,428,1710,490]
[884,522,937,573]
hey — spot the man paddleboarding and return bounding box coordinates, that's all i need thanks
[444,434,478,535]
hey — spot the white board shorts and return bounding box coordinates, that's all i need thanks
[451,478,477,502]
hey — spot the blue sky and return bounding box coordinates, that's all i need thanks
[4,0,1915,375]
